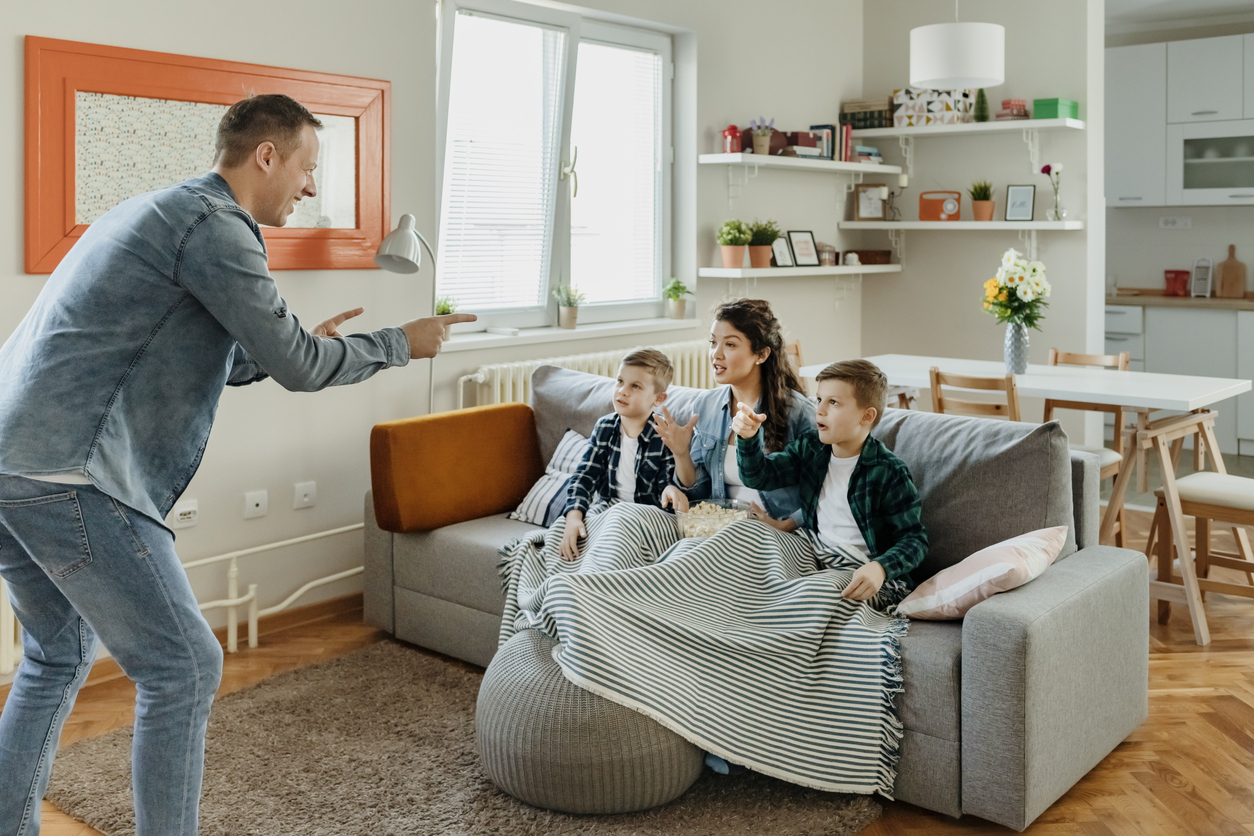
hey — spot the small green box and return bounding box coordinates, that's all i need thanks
[1032,98,1079,120]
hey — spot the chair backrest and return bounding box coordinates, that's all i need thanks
[929,366,1022,421]
[1043,349,1130,452]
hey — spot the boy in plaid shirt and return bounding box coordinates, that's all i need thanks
[731,359,928,599]
[560,349,688,560]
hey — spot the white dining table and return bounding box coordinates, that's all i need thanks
[799,353,1253,646]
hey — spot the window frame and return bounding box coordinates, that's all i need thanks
[435,0,673,330]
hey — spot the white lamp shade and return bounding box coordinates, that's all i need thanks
[374,213,422,273]
[910,22,1005,89]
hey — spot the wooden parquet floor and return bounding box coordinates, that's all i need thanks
[5,512,1254,835]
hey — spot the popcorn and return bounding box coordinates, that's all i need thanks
[677,501,750,538]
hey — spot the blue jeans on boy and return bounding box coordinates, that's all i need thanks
[0,475,222,836]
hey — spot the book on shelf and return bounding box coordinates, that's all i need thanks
[782,145,823,157]
[809,124,836,160]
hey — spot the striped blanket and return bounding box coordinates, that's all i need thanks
[497,502,910,796]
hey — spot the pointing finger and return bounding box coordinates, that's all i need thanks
[437,313,478,324]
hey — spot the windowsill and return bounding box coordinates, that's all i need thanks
[442,316,699,353]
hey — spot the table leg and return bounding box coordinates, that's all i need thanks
[1136,411,1150,495]
[1154,436,1210,645]
[1101,430,1139,545]
[1149,497,1172,623]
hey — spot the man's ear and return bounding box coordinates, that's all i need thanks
[254,141,278,172]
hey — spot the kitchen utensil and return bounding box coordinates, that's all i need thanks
[1217,244,1247,299]
[920,191,962,221]
[1191,257,1213,298]
[1165,269,1190,297]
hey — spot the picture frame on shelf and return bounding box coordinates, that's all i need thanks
[772,237,794,267]
[787,230,820,267]
[1005,185,1036,222]
[854,184,887,221]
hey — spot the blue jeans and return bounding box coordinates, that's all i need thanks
[0,476,222,836]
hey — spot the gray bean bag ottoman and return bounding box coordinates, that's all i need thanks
[475,628,704,814]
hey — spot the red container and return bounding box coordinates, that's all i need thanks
[1165,270,1190,297]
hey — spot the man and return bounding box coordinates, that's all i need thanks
[0,94,474,836]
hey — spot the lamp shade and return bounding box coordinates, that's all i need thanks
[374,213,422,273]
[910,22,1005,89]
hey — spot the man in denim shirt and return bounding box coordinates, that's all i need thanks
[0,95,474,836]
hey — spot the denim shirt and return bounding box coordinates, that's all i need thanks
[676,385,816,520]
[0,173,410,525]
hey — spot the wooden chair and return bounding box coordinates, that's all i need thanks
[1043,348,1131,546]
[928,366,1021,421]
[784,339,811,395]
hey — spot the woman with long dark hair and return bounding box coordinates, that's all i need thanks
[655,298,815,527]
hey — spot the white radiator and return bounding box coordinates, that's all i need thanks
[458,340,712,408]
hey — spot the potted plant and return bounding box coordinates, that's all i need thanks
[981,247,1051,374]
[435,295,458,339]
[968,181,995,221]
[748,116,774,156]
[552,284,585,329]
[748,219,782,268]
[663,277,691,319]
[716,219,752,268]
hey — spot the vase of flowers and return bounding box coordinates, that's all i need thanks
[663,277,691,319]
[716,219,752,268]
[982,248,1051,374]
[435,295,458,339]
[1041,163,1066,221]
[749,116,774,156]
[552,285,585,329]
[747,219,781,268]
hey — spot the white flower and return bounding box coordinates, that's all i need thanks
[1001,248,1021,271]
[1018,286,1036,302]
[1052,163,1064,174]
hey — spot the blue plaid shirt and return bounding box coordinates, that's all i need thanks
[563,413,676,515]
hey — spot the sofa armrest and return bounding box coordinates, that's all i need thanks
[960,546,1148,831]
[370,403,544,533]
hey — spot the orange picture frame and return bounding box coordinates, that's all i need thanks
[24,36,391,273]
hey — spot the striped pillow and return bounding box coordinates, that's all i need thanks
[508,429,589,527]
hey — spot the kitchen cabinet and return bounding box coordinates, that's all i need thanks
[1246,34,1254,118]
[1167,119,1254,205]
[1107,44,1167,206]
[1238,312,1254,451]
[1168,35,1244,124]
[1144,307,1238,454]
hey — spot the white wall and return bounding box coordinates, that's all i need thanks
[858,0,1105,437]
[2,0,867,626]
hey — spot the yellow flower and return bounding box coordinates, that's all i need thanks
[985,287,997,299]
[998,292,1008,301]
[984,302,992,309]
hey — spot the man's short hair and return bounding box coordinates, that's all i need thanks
[815,359,888,428]
[213,94,323,169]
[621,348,674,392]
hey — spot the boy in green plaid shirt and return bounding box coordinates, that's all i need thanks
[731,359,928,600]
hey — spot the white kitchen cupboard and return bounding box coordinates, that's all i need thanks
[1144,307,1239,454]
[1167,35,1244,124]
[1238,311,1254,453]
[1247,34,1254,118]
[1167,119,1254,205]
[1107,43,1167,206]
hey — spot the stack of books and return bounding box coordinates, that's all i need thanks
[839,97,894,130]
[855,145,883,165]
[996,98,1030,120]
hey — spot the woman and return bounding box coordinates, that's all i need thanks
[656,298,815,529]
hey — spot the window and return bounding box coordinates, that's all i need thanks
[436,0,672,328]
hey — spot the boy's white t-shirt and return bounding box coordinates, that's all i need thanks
[615,430,640,502]
[816,453,868,554]
[723,441,762,507]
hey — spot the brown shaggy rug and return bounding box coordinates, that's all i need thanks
[47,640,882,836]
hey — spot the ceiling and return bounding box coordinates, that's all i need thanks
[1107,0,1254,26]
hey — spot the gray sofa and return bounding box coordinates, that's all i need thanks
[364,365,1149,830]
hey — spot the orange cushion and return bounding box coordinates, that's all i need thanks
[370,403,544,533]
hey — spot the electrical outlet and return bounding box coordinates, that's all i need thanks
[170,500,198,529]
[293,481,317,510]
[244,490,268,519]
[1159,216,1192,229]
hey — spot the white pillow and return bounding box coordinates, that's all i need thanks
[895,526,1068,620]
[508,429,589,527]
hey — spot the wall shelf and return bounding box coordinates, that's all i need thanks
[698,153,901,208]
[850,117,1085,139]
[697,264,902,278]
[839,221,1085,230]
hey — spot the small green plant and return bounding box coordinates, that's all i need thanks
[973,88,990,123]
[968,181,993,202]
[663,278,691,301]
[435,295,458,315]
[552,285,586,307]
[748,219,782,246]
[716,219,752,246]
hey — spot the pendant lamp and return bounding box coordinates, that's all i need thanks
[909,1,1004,89]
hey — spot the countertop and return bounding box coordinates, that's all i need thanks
[1106,293,1254,311]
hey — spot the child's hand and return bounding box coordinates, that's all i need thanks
[731,403,767,439]
[660,485,690,513]
[654,406,698,455]
[748,502,797,532]
[559,511,587,561]
[842,561,887,601]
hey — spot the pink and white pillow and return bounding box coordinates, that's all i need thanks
[895,526,1068,620]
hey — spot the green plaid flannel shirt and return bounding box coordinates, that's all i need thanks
[737,430,928,581]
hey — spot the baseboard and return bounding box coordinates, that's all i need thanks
[75,593,364,689]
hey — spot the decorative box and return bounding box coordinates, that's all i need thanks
[892,87,975,127]
[1001,98,1027,111]
[1032,98,1079,120]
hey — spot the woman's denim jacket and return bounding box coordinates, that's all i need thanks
[0,173,410,526]
[676,385,816,520]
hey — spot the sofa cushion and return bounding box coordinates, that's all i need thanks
[509,429,589,527]
[898,620,962,743]
[393,513,539,616]
[873,409,1076,579]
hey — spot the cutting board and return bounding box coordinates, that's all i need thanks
[1217,244,1247,299]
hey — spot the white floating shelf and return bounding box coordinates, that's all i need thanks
[698,153,902,175]
[839,221,1085,231]
[851,118,1085,139]
[698,265,902,278]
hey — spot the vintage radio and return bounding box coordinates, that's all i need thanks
[920,191,962,221]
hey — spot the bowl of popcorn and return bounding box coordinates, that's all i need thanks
[676,499,752,538]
